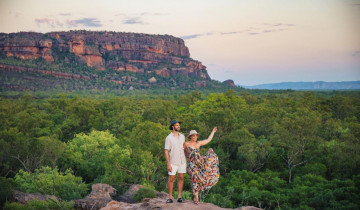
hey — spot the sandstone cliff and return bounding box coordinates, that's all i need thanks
[0,31,209,79]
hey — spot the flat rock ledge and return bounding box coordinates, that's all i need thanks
[11,183,262,210]
[101,197,262,210]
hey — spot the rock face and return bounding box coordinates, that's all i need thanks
[0,64,92,80]
[73,183,117,210]
[12,190,61,204]
[0,31,209,79]
[0,36,54,62]
[223,79,235,87]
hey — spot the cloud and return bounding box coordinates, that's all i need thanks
[220,31,242,35]
[9,11,21,18]
[117,12,166,17]
[139,12,165,16]
[180,22,295,40]
[352,50,360,56]
[262,23,295,27]
[35,18,64,28]
[35,17,102,28]
[67,18,102,27]
[180,34,203,40]
[58,13,71,16]
[116,12,165,25]
[123,17,145,25]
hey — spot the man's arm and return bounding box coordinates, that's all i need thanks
[165,149,172,172]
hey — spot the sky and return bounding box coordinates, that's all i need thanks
[0,0,359,86]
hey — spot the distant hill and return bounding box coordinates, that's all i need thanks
[243,81,360,90]
[0,31,235,92]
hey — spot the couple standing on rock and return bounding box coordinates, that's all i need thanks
[164,119,220,205]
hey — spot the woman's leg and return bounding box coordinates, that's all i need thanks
[194,190,199,202]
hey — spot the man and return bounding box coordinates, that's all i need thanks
[164,119,186,203]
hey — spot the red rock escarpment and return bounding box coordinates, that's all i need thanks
[0,64,91,80]
[0,31,209,79]
[0,36,54,62]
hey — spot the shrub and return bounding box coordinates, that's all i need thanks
[133,188,156,202]
[14,166,88,200]
[3,199,74,210]
[0,177,18,208]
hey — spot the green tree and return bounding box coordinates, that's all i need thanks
[14,166,88,200]
[271,107,323,183]
[59,130,119,182]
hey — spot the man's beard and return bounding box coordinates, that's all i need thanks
[174,127,180,132]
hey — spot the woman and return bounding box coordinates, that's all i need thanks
[183,127,220,204]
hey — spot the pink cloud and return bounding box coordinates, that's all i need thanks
[35,18,64,28]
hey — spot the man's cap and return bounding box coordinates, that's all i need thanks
[169,119,181,130]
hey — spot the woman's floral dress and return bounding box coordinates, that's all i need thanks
[186,147,220,194]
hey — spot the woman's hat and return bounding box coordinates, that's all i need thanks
[169,119,181,130]
[187,130,199,138]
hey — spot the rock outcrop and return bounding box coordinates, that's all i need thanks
[0,36,54,62]
[101,198,262,210]
[11,190,61,204]
[0,31,209,79]
[9,184,262,210]
[0,64,92,80]
[117,184,168,204]
[223,79,235,87]
[73,183,117,210]
[109,184,262,210]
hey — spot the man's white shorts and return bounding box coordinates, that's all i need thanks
[168,163,186,175]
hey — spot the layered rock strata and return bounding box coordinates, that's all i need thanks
[0,31,209,79]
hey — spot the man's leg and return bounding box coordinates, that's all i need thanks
[168,175,175,199]
[177,173,184,199]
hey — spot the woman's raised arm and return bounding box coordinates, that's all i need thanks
[198,127,217,147]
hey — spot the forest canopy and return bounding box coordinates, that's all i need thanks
[0,90,359,209]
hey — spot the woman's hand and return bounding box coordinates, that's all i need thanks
[198,127,217,147]
[212,127,217,133]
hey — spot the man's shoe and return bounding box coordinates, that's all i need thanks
[166,198,173,203]
[177,198,183,203]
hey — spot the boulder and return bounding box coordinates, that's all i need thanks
[118,184,143,203]
[73,183,116,210]
[12,190,61,204]
[117,184,168,204]
[148,77,157,83]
